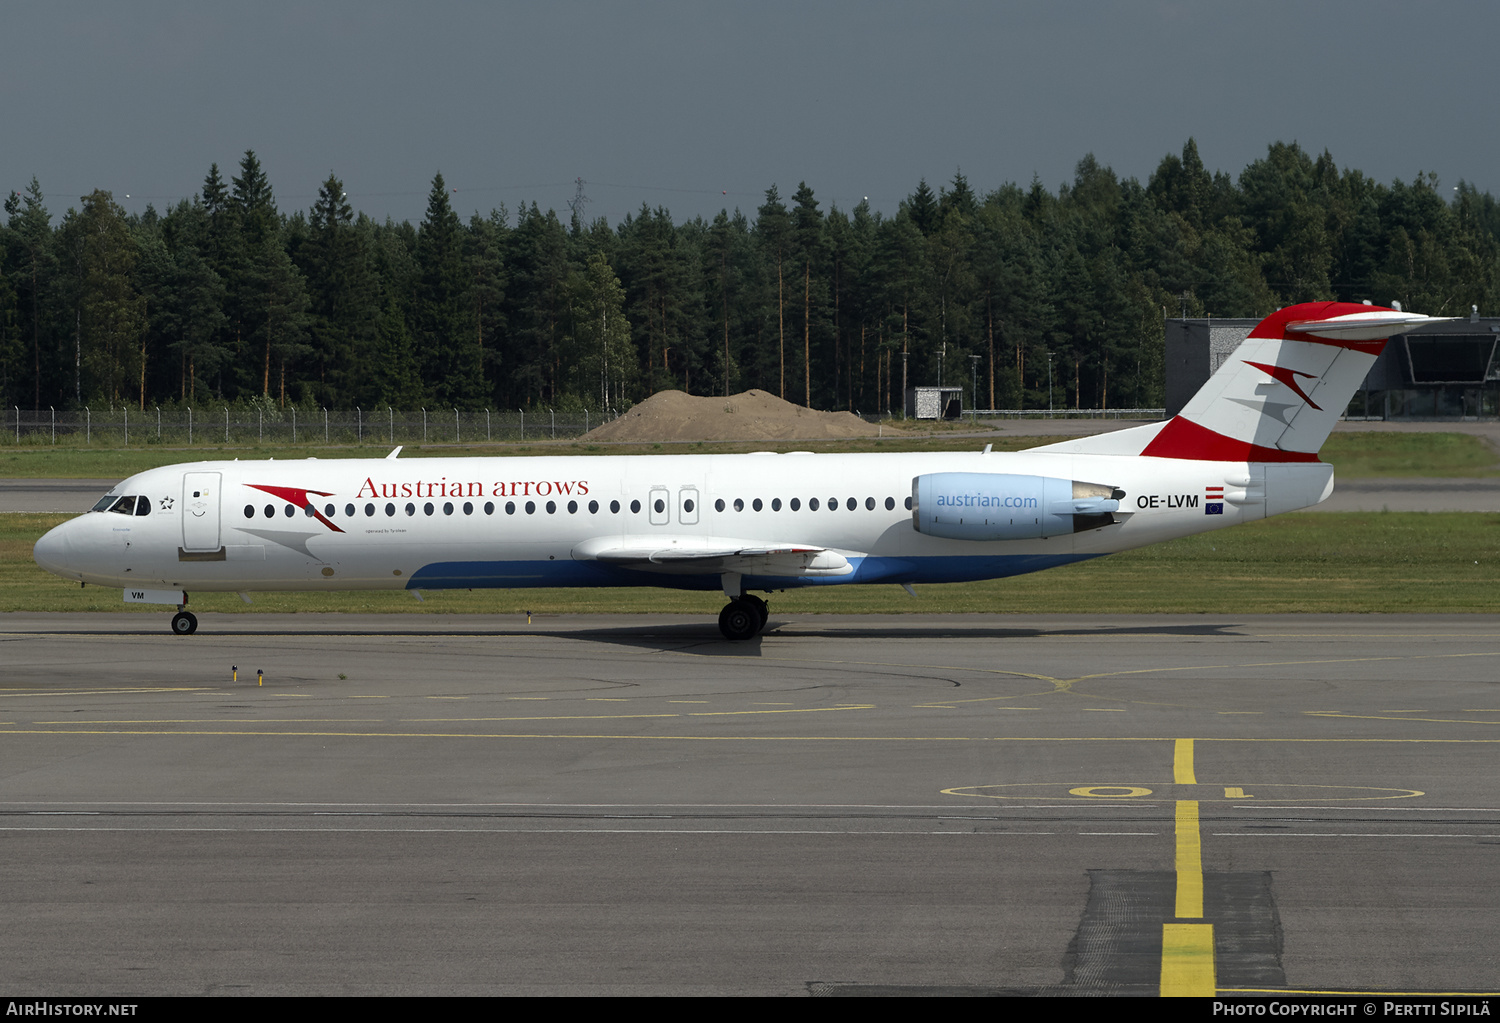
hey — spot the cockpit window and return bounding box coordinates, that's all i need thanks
[102,495,146,515]
[92,495,120,512]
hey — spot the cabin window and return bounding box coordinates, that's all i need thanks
[714,498,725,512]
[790,498,800,511]
[463,502,474,515]
[484,501,494,515]
[827,497,837,511]
[752,498,762,511]
[865,497,875,510]
[809,498,820,511]
[683,498,694,514]
[771,498,781,511]
[505,501,516,515]
[406,503,416,516]
[733,498,744,512]
[885,497,895,511]
[244,504,254,518]
[630,500,641,514]
[905,496,913,510]
[525,501,536,515]
[364,503,375,517]
[345,503,355,517]
[262,504,274,518]
[567,500,577,514]
[546,501,557,514]
[443,502,454,515]
[385,503,395,516]
[588,500,598,514]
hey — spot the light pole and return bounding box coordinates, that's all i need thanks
[1046,350,1054,412]
[969,354,981,419]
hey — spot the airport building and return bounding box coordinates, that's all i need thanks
[1165,311,1500,419]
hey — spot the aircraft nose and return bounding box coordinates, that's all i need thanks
[34,521,81,580]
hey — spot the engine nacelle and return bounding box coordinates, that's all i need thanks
[912,473,1123,541]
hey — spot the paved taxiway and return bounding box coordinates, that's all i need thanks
[2,612,1499,995]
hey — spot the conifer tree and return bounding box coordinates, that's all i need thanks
[755,186,790,397]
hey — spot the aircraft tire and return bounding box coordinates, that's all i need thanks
[171,611,198,636]
[740,593,769,627]
[717,600,761,641]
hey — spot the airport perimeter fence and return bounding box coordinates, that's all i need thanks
[4,406,615,449]
[966,408,1165,420]
[858,408,1166,423]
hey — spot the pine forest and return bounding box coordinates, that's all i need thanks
[3,140,1498,419]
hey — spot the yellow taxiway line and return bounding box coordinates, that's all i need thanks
[1163,737,1215,997]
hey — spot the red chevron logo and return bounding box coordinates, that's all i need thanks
[1244,361,1321,410]
[246,484,345,533]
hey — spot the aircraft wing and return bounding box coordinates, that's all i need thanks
[572,536,853,577]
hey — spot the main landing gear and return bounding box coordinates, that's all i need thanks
[718,593,768,641]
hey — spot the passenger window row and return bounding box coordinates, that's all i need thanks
[714,496,909,513]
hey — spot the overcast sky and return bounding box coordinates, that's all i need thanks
[5,1,1495,227]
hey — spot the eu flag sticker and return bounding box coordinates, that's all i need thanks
[1205,485,1224,515]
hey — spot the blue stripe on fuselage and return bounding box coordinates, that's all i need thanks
[404,553,1102,591]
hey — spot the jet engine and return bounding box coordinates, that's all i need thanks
[911,473,1123,541]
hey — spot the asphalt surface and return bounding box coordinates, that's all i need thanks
[2,612,1499,996]
[0,479,117,513]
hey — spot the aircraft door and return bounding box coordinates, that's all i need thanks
[181,471,222,551]
[679,486,700,525]
[648,486,670,525]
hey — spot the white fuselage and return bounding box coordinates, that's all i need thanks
[33,450,1335,596]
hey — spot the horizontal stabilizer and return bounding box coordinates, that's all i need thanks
[1284,310,1456,342]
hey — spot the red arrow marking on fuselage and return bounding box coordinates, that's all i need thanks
[1244,361,1322,410]
[246,484,345,533]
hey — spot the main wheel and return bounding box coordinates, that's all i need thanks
[171,611,198,635]
[717,600,761,641]
[739,593,769,628]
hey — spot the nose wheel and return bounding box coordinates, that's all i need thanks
[717,594,768,641]
[171,610,198,635]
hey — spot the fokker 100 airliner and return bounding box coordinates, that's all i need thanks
[33,302,1441,640]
